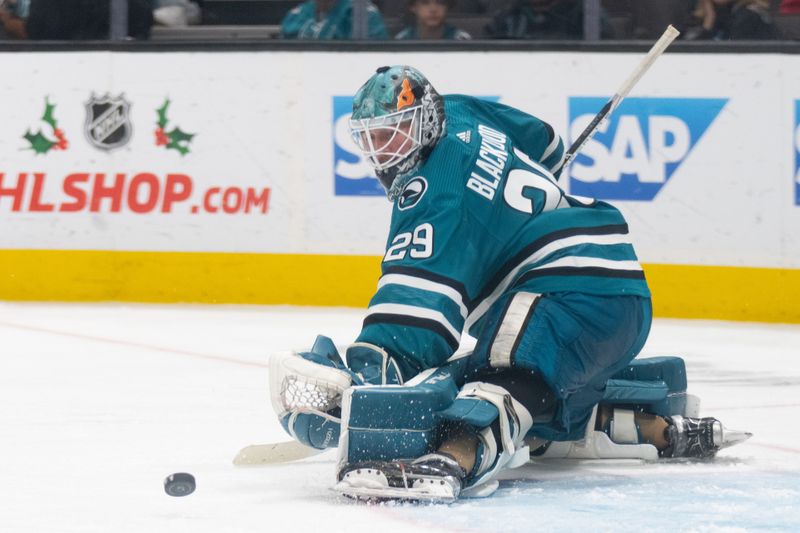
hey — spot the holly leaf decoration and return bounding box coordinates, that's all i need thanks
[157,99,171,129]
[41,99,58,130]
[166,127,195,155]
[24,130,56,154]
[167,141,191,156]
[168,127,194,144]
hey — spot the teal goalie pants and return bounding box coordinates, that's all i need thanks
[470,291,653,442]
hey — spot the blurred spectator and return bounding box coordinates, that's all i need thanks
[0,0,29,38]
[485,0,614,40]
[685,0,777,40]
[154,0,201,27]
[26,0,154,40]
[281,0,388,39]
[395,0,471,40]
[781,0,800,13]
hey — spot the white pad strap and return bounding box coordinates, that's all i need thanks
[458,382,533,491]
[610,408,639,444]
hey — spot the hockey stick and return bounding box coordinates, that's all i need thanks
[233,440,323,466]
[563,25,680,168]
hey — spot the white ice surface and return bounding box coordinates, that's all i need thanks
[0,303,798,533]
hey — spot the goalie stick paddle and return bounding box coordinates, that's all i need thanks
[564,24,680,168]
[233,440,322,466]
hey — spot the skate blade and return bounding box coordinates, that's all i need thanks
[333,469,458,503]
[719,426,753,450]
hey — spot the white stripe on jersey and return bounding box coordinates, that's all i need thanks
[378,274,468,320]
[549,151,566,176]
[540,133,562,163]
[465,232,638,331]
[366,303,462,343]
[515,147,559,184]
[531,256,643,272]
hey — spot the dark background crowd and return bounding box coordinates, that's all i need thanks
[1,0,799,42]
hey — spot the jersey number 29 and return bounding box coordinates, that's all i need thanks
[384,223,433,262]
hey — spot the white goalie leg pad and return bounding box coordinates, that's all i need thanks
[458,382,534,497]
[533,406,659,461]
[269,351,354,419]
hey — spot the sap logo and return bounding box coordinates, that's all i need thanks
[569,98,727,201]
[333,96,501,196]
[795,100,799,206]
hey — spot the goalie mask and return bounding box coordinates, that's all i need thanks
[350,65,445,200]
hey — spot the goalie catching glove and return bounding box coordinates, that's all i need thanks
[269,335,403,450]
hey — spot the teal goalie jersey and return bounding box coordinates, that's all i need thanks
[356,95,650,379]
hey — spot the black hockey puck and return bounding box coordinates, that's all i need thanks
[164,472,196,497]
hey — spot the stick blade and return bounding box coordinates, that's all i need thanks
[233,440,322,466]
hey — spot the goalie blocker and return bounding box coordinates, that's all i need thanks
[333,356,751,502]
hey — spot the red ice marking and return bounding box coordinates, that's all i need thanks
[745,442,800,455]
[191,205,199,214]
[0,320,268,369]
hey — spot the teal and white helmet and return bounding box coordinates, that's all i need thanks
[350,66,445,200]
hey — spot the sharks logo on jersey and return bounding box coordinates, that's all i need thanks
[334,96,501,196]
[568,97,727,201]
[795,100,799,206]
[398,177,428,210]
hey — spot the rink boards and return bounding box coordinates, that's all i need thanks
[0,50,799,322]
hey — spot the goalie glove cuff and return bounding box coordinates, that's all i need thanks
[281,410,342,450]
[345,343,404,385]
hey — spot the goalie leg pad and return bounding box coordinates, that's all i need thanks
[334,380,534,502]
[533,357,708,461]
[337,366,459,467]
[438,382,534,495]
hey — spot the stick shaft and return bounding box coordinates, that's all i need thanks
[564,25,680,167]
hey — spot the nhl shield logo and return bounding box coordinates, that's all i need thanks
[84,94,133,151]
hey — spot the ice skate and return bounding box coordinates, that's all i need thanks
[662,415,752,458]
[334,454,466,503]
